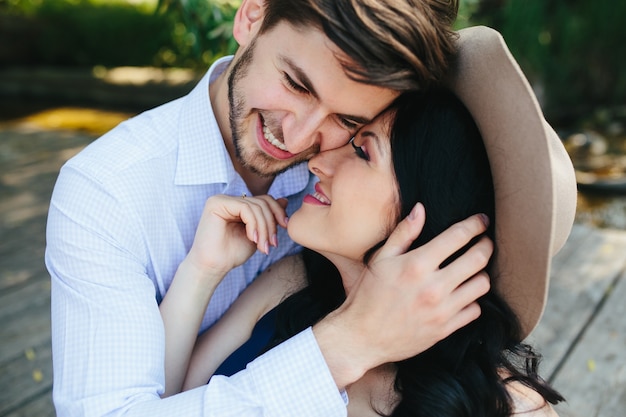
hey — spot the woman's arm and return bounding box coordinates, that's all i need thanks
[159,194,290,397]
[183,253,307,390]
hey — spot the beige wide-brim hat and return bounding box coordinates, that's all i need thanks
[447,26,578,339]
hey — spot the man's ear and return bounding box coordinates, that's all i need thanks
[233,0,264,47]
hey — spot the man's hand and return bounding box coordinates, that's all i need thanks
[313,203,492,388]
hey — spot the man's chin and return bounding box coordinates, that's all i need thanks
[244,156,307,178]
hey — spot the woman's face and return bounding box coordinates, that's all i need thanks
[287,110,400,263]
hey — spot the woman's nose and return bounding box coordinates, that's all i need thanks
[308,149,333,177]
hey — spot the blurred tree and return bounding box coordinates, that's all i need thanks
[0,0,239,69]
[155,0,238,68]
[468,0,626,127]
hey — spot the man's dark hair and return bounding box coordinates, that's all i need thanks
[260,0,459,90]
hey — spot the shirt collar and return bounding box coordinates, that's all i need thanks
[175,56,234,186]
[174,56,311,198]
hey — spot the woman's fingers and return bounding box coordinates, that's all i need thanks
[220,194,288,255]
[252,196,290,248]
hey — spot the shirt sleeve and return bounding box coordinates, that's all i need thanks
[47,164,346,416]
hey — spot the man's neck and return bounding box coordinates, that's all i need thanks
[238,170,275,196]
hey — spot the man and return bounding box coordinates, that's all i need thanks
[46,0,492,415]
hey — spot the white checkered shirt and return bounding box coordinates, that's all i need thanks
[46,57,346,416]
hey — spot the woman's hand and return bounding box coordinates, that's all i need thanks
[186,194,290,279]
[160,193,288,397]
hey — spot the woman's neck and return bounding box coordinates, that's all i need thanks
[318,251,366,296]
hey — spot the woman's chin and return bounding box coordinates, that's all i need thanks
[286,212,305,246]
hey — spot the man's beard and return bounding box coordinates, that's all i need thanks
[227,40,311,178]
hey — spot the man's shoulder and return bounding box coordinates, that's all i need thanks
[65,98,186,183]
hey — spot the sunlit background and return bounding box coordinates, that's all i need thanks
[0,1,625,416]
[1,0,625,228]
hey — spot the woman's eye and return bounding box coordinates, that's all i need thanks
[350,137,369,161]
[283,73,307,93]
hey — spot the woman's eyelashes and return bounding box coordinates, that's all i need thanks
[350,137,370,161]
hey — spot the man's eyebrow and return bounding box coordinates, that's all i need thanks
[279,55,372,126]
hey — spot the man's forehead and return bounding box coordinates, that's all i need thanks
[267,22,399,118]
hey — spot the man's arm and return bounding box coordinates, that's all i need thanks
[48,164,488,416]
[46,168,345,416]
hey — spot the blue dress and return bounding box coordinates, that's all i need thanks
[213,307,278,377]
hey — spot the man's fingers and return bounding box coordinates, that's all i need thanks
[425,214,490,266]
[442,236,493,289]
[445,271,490,334]
[445,302,483,337]
[375,203,426,259]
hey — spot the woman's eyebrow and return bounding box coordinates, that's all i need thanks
[360,131,386,154]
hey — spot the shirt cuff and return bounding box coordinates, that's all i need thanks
[243,327,348,416]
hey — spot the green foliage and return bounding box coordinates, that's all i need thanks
[0,0,238,68]
[1,0,623,125]
[156,0,238,68]
[466,0,626,125]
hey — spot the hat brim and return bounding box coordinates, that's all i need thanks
[447,26,577,339]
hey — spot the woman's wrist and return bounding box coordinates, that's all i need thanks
[174,256,227,301]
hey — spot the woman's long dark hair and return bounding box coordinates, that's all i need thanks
[265,90,564,416]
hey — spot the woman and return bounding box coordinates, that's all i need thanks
[160,91,562,416]
[160,28,576,416]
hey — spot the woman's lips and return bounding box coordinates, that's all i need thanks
[303,183,331,205]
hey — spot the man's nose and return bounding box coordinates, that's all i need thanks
[308,144,351,178]
[283,109,349,154]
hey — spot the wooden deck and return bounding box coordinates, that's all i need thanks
[1,121,626,416]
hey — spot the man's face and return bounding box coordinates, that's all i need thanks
[227,21,399,178]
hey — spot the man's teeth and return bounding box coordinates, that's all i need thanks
[313,191,330,204]
[263,126,287,151]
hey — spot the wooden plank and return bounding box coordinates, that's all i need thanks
[527,225,626,378]
[0,280,51,364]
[0,339,53,416]
[3,391,55,417]
[551,267,626,417]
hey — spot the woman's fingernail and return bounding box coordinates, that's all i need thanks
[271,234,278,247]
[253,230,258,244]
[479,213,490,227]
[264,241,270,255]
